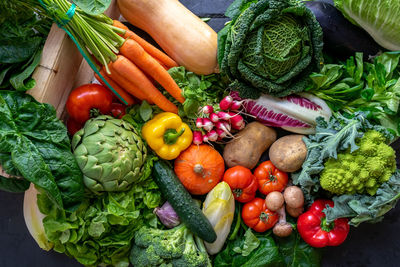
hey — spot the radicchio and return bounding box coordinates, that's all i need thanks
[231,92,332,134]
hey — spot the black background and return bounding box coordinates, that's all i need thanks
[1,0,400,266]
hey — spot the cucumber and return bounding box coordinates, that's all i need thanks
[153,160,217,243]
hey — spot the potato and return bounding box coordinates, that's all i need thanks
[223,122,277,169]
[269,135,307,172]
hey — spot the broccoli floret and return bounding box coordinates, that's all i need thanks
[130,224,211,267]
[130,244,170,267]
[320,130,396,195]
[171,233,210,267]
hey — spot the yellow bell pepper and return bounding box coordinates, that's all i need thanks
[142,112,193,160]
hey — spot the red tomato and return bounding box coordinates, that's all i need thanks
[66,117,83,136]
[222,166,258,203]
[253,161,288,195]
[110,103,127,119]
[242,198,279,232]
[66,84,113,123]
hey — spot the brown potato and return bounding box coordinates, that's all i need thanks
[269,135,307,172]
[223,122,277,169]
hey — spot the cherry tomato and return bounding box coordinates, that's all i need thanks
[66,84,113,124]
[223,166,258,203]
[66,117,83,136]
[253,161,288,195]
[242,198,279,232]
[110,103,127,119]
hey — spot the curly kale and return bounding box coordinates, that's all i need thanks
[218,0,323,99]
[292,112,400,226]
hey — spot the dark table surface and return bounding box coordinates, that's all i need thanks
[1,0,400,266]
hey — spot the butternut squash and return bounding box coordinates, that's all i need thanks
[117,0,219,75]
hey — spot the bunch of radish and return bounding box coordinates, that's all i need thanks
[193,95,245,145]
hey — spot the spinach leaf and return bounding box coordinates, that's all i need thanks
[0,3,50,90]
[276,232,322,267]
[9,49,42,91]
[0,91,84,211]
[74,0,112,15]
[0,175,30,193]
[214,231,284,267]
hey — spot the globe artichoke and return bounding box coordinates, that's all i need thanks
[72,115,147,192]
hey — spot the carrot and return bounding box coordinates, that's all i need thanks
[120,39,185,103]
[113,20,178,69]
[102,65,152,104]
[95,72,136,105]
[111,55,178,113]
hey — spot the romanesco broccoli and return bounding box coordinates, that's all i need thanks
[320,130,396,195]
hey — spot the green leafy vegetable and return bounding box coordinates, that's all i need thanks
[334,0,400,50]
[214,231,284,267]
[0,1,51,91]
[293,112,400,225]
[275,232,322,267]
[214,228,321,267]
[74,0,112,15]
[0,91,84,211]
[38,170,161,267]
[324,171,400,226]
[307,52,400,135]
[167,66,227,120]
[231,228,260,257]
[218,0,323,99]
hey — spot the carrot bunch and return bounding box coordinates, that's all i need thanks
[98,20,183,113]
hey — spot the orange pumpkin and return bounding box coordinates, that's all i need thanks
[174,144,225,195]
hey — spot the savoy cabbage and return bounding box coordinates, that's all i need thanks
[218,0,323,99]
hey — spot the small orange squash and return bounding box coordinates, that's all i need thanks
[174,144,225,195]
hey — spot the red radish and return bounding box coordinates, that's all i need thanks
[216,128,227,139]
[219,95,233,110]
[202,118,214,132]
[203,134,209,143]
[202,105,214,114]
[230,100,242,111]
[210,112,219,123]
[229,112,245,130]
[207,130,218,141]
[196,118,203,128]
[193,131,203,145]
[217,111,232,121]
[215,121,233,137]
[223,121,231,132]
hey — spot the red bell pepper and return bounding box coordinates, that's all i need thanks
[297,199,350,248]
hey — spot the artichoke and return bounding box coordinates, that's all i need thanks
[72,115,147,192]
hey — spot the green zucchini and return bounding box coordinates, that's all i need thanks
[153,160,217,243]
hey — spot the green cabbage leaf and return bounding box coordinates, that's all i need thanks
[218,0,323,99]
[334,0,400,50]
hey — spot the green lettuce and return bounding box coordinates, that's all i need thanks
[306,52,400,136]
[37,160,162,267]
[334,0,400,50]
[218,0,323,99]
